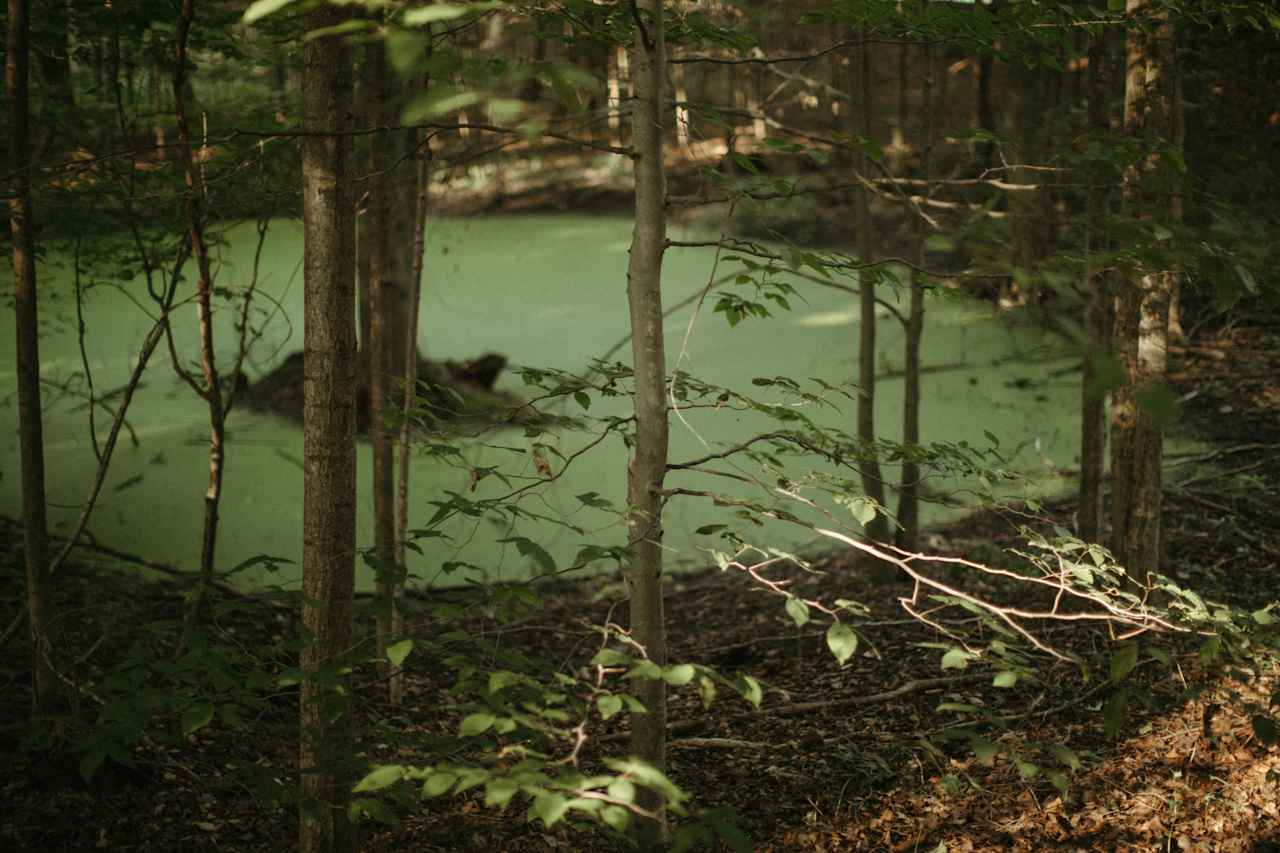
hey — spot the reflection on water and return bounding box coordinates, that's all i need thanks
[1,215,1085,590]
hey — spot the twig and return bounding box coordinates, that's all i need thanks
[600,675,982,742]
[669,737,769,750]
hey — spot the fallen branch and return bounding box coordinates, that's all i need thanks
[669,737,769,750]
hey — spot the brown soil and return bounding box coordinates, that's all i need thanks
[3,316,1278,852]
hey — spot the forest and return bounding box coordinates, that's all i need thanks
[3,0,1280,850]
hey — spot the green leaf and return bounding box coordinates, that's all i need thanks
[663,664,697,686]
[847,496,877,527]
[1135,384,1179,429]
[940,648,972,670]
[302,19,374,43]
[386,639,413,669]
[1046,769,1069,796]
[601,805,630,831]
[1084,352,1124,402]
[591,648,631,667]
[486,778,520,808]
[1103,689,1128,739]
[602,758,686,806]
[350,796,402,827]
[697,675,717,710]
[1216,275,1242,314]
[597,694,623,720]
[573,391,591,410]
[498,537,556,575]
[992,671,1018,688]
[488,670,522,693]
[421,771,457,797]
[1200,635,1223,666]
[785,596,810,627]
[736,675,763,708]
[1110,642,1139,682]
[1235,263,1258,294]
[826,623,858,665]
[607,778,636,803]
[384,29,430,75]
[181,701,215,737]
[626,660,664,681]
[1252,606,1276,626]
[402,2,501,27]
[1050,744,1081,771]
[459,712,496,737]
[1015,760,1040,780]
[354,765,404,793]
[243,0,298,25]
[970,737,999,766]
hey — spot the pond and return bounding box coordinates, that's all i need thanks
[1,215,1085,591]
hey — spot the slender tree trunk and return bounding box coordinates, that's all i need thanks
[897,37,931,553]
[976,54,994,168]
[8,0,58,715]
[386,126,416,374]
[1167,58,1186,343]
[1009,63,1046,298]
[1078,31,1113,545]
[32,0,75,156]
[850,35,891,546]
[299,8,358,852]
[363,40,398,695]
[625,1,669,844]
[890,40,909,172]
[394,127,430,709]
[1110,0,1177,576]
[173,0,226,632]
[356,207,372,392]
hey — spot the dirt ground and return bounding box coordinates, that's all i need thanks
[2,314,1278,853]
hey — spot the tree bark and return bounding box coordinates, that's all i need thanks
[1110,0,1177,576]
[8,0,59,716]
[363,40,399,698]
[394,124,430,709]
[897,37,931,553]
[299,8,358,852]
[173,0,226,633]
[625,1,669,845]
[850,35,891,547]
[1078,30,1114,545]
[32,0,76,157]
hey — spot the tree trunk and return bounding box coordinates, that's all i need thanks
[386,125,417,374]
[897,38,931,553]
[1078,30,1113,545]
[8,0,59,716]
[625,1,669,845]
[32,0,75,156]
[850,35,891,547]
[394,125,430,710]
[299,8,358,852]
[174,0,226,633]
[363,40,399,698]
[1110,0,1177,576]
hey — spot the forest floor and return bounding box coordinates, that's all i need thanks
[2,316,1279,853]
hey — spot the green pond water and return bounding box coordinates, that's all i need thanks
[1,215,1087,591]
